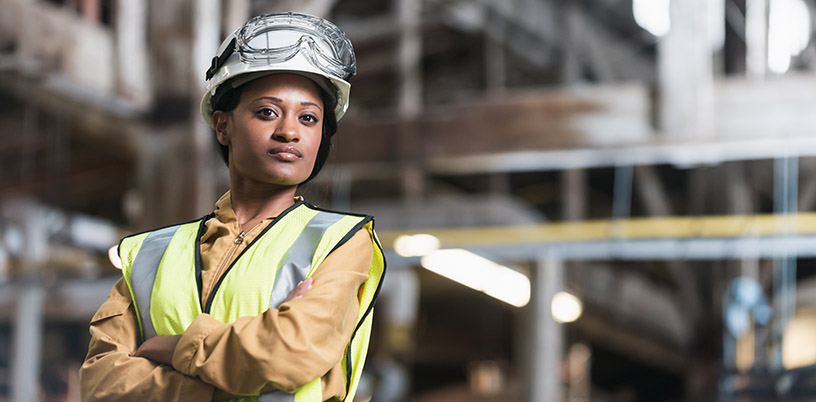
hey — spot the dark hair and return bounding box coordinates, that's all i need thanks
[211,76,338,184]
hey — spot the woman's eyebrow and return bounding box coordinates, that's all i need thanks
[255,96,283,103]
[301,101,322,111]
[254,97,322,111]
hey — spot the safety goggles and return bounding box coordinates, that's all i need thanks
[206,12,356,82]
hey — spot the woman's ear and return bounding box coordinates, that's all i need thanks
[213,110,231,146]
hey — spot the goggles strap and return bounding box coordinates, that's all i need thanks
[206,37,237,81]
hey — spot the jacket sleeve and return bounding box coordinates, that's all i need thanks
[79,278,216,402]
[171,228,373,396]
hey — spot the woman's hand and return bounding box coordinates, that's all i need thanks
[134,335,181,365]
[283,277,312,303]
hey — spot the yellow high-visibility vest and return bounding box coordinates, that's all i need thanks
[119,202,386,402]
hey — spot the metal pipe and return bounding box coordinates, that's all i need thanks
[772,156,798,370]
[529,253,563,402]
[612,164,633,220]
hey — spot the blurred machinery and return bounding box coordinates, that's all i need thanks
[4,0,816,401]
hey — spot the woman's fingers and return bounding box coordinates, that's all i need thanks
[283,277,313,303]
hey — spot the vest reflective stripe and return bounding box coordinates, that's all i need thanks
[126,225,180,340]
[120,203,385,402]
[150,222,205,336]
[259,392,294,402]
[268,211,346,308]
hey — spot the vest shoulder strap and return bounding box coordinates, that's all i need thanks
[267,208,356,308]
[266,204,378,309]
[119,219,200,340]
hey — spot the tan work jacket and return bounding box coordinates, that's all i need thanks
[79,192,372,401]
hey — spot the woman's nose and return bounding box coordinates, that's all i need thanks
[272,116,300,142]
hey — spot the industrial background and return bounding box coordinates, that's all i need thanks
[2,0,816,401]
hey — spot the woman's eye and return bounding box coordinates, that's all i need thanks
[258,108,278,118]
[301,114,318,123]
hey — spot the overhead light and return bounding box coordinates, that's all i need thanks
[420,249,530,308]
[783,314,816,369]
[768,0,811,74]
[394,234,440,257]
[633,0,670,37]
[551,291,583,323]
[108,245,122,270]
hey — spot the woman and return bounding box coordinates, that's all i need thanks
[80,12,385,402]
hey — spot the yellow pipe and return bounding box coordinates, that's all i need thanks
[377,213,816,249]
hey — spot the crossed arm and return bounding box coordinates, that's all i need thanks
[134,277,313,365]
[79,229,372,401]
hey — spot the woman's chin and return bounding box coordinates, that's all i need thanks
[230,172,307,188]
[259,176,307,187]
[231,164,310,185]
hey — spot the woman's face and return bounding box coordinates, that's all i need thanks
[213,73,324,187]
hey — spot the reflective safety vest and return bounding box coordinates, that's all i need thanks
[118,202,386,402]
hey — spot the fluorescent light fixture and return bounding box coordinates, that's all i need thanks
[394,234,440,257]
[768,0,811,74]
[783,314,816,369]
[420,249,530,307]
[633,0,671,37]
[108,245,122,270]
[551,291,583,323]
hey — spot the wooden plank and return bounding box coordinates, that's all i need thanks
[423,136,816,176]
[715,74,816,138]
[335,75,816,171]
[335,83,651,167]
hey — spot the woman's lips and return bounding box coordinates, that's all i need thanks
[268,146,302,161]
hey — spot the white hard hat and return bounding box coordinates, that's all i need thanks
[200,12,356,127]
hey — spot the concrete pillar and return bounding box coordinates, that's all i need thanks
[745,0,768,80]
[562,169,586,221]
[223,0,251,34]
[567,343,591,401]
[485,10,506,96]
[612,164,633,220]
[79,0,100,22]
[395,0,424,199]
[190,0,221,216]
[658,0,715,138]
[331,166,352,211]
[396,0,422,119]
[11,283,44,402]
[114,0,151,108]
